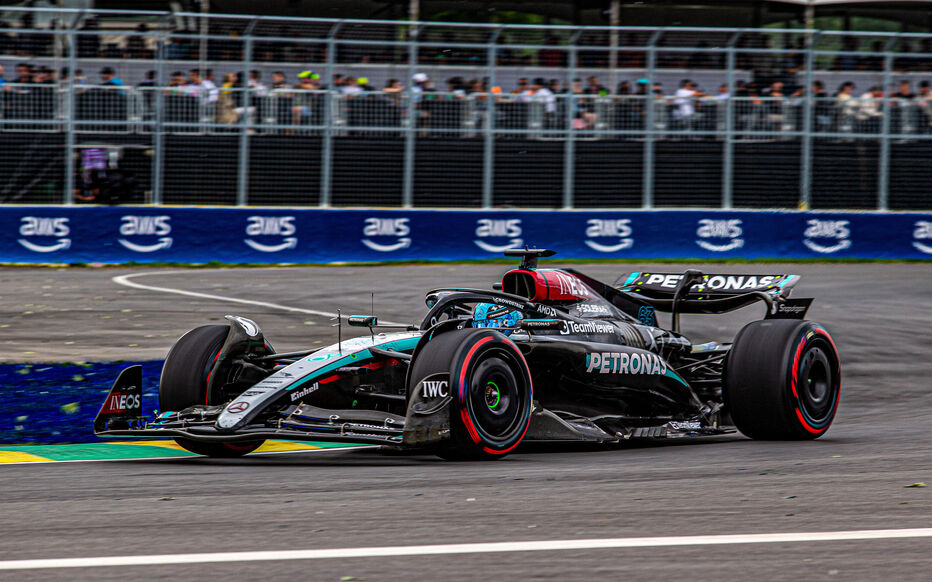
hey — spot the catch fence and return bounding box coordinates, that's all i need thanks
[0,7,930,209]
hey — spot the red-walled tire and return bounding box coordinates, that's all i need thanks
[724,319,841,440]
[159,325,264,457]
[411,329,533,460]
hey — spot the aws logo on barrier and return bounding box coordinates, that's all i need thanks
[585,219,633,252]
[17,216,71,253]
[803,219,851,254]
[119,215,172,252]
[475,219,523,253]
[361,217,411,252]
[696,219,744,252]
[912,221,932,254]
[244,216,298,252]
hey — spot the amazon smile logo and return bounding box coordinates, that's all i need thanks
[913,220,932,254]
[474,218,523,253]
[696,218,744,252]
[17,216,71,253]
[118,215,173,253]
[584,218,634,253]
[361,217,411,252]
[244,215,298,253]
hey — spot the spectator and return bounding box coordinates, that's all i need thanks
[412,72,430,104]
[247,70,267,97]
[271,71,287,91]
[357,77,374,91]
[716,83,730,100]
[0,64,6,87]
[584,75,607,96]
[833,36,859,71]
[383,77,403,107]
[290,70,320,125]
[165,70,187,95]
[512,77,530,96]
[203,69,219,103]
[100,66,123,87]
[856,85,884,132]
[217,72,238,124]
[673,79,705,126]
[917,81,931,132]
[126,24,149,59]
[137,70,158,120]
[532,77,556,119]
[445,76,466,99]
[616,81,631,95]
[548,79,562,94]
[893,80,915,100]
[77,16,101,58]
[340,76,362,96]
[835,81,857,121]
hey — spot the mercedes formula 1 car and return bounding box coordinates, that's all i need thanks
[95,249,841,460]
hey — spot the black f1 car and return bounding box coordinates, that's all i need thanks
[95,249,841,460]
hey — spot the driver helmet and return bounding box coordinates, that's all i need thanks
[472,303,523,335]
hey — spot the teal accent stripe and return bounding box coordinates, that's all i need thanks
[664,368,689,387]
[286,337,421,391]
[623,272,641,286]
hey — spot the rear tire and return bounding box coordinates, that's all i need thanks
[410,329,533,460]
[724,319,841,440]
[159,325,264,457]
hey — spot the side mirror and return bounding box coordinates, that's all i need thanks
[492,282,503,291]
[348,315,378,327]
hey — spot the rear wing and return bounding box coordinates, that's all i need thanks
[614,271,806,317]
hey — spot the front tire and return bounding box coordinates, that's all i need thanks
[724,319,841,440]
[159,325,264,457]
[410,329,533,460]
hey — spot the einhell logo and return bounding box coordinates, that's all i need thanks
[244,215,298,252]
[695,219,743,252]
[474,219,523,253]
[118,215,172,252]
[361,217,411,252]
[803,219,851,254]
[17,216,71,253]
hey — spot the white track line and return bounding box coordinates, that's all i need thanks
[112,271,405,325]
[2,528,931,570]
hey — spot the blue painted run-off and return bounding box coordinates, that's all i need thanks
[2,207,931,263]
[0,361,162,444]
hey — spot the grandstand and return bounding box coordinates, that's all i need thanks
[0,3,929,210]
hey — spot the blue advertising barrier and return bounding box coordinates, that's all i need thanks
[2,206,931,263]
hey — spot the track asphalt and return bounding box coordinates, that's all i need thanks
[0,263,929,580]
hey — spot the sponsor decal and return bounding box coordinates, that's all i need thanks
[474,218,523,253]
[519,319,565,330]
[421,380,449,398]
[562,321,616,335]
[17,216,71,253]
[228,315,260,337]
[101,391,140,413]
[803,219,851,254]
[644,273,777,291]
[241,389,268,396]
[576,303,611,316]
[534,304,558,317]
[361,217,411,252]
[584,218,634,253]
[669,421,701,430]
[551,271,590,297]
[118,215,172,252]
[696,219,744,252]
[586,351,668,376]
[637,305,656,326]
[226,401,250,413]
[244,215,298,252]
[290,383,319,402]
[913,221,932,254]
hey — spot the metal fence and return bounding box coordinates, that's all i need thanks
[1,7,931,209]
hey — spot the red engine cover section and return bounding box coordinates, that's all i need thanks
[502,269,591,302]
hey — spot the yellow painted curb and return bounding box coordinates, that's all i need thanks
[0,451,50,463]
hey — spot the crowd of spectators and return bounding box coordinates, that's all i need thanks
[1,60,931,135]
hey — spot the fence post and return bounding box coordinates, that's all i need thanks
[402,29,418,208]
[320,22,341,208]
[722,34,738,209]
[877,38,895,211]
[482,28,501,209]
[236,22,256,207]
[63,25,78,205]
[151,27,168,206]
[642,29,662,209]
[563,30,581,209]
[799,31,818,210]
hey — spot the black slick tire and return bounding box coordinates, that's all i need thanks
[159,324,264,457]
[410,329,533,461]
[724,319,841,440]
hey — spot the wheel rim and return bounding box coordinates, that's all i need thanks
[796,342,836,425]
[465,347,527,446]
